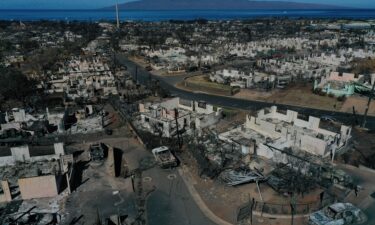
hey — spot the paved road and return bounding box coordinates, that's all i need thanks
[88,136,216,225]
[144,167,217,225]
[339,165,375,225]
[117,55,375,130]
[108,98,218,225]
[115,55,375,224]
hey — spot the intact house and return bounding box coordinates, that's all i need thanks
[137,97,222,137]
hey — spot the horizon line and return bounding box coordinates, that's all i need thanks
[1,7,371,10]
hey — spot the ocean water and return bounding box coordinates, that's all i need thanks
[0,9,374,21]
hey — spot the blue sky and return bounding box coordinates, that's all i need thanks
[0,0,374,9]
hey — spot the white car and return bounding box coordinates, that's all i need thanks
[309,203,367,225]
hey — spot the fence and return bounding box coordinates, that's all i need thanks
[237,193,336,222]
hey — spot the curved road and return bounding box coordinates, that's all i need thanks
[117,55,375,130]
[145,167,217,225]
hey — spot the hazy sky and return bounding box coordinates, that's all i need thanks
[0,0,374,9]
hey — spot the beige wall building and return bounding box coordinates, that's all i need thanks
[0,181,12,203]
[18,175,59,200]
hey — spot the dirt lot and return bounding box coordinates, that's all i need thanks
[128,56,189,77]
[177,76,375,116]
[127,56,375,116]
[177,75,235,96]
[179,75,343,111]
[61,136,146,225]
[128,56,150,68]
[235,83,345,112]
[337,128,375,168]
[184,75,232,90]
[214,108,248,133]
[179,150,327,225]
[340,95,375,116]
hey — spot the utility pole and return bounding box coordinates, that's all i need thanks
[251,198,255,225]
[256,180,263,202]
[95,208,102,225]
[112,1,121,74]
[135,66,138,84]
[111,30,119,74]
[290,193,296,225]
[362,81,375,128]
[115,1,120,30]
[174,108,182,150]
[101,110,105,128]
[352,106,358,126]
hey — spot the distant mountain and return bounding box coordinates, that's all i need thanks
[103,0,347,10]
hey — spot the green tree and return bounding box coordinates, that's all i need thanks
[0,67,35,101]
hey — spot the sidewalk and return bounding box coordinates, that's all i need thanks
[178,165,310,225]
[178,166,234,225]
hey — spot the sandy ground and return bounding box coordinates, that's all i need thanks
[214,110,248,133]
[128,56,189,77]
[234,84,344,112]
[184,75,232,91]
[128,56,150,68]
[234,89,273,101]
[181,75,343,111]
[61,137,144,225]
[337,128,375,168]
[180,75,375,116]
[340,95,375,116]
[179,148,326,225]
[127,56,375,117]
[129,57,375,116]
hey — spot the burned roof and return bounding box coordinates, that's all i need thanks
[29,145,55,157]
[0,160,61,183]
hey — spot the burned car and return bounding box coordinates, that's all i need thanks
[152,146,178,168]
[89,143,109,161]
[309,202,367,225]
[321,167,354,187]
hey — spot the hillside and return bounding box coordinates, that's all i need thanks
[104,0,345,10]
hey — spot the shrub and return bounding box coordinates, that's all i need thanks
[337,95,347,102]
[318,91,327,96]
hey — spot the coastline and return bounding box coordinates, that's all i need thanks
[0,9,375,21]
